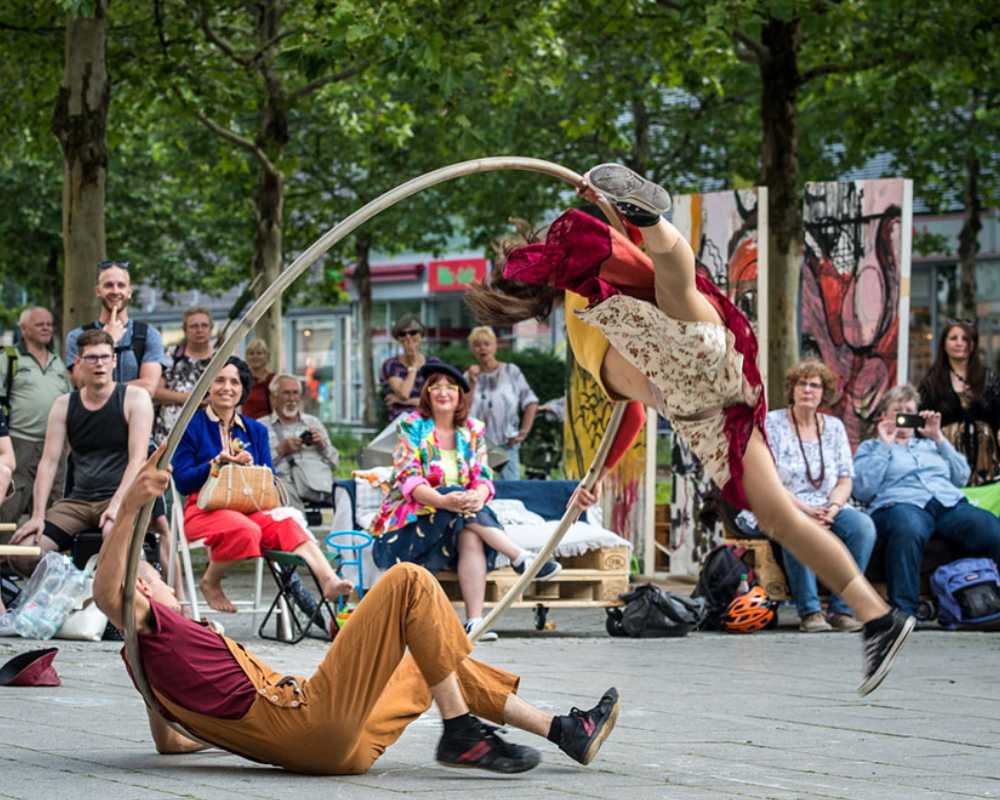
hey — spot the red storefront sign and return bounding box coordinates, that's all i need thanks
[427,258,488,292]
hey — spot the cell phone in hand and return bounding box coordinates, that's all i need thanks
[895,413,925,428]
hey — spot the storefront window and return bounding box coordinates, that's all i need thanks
[293,318,337,423]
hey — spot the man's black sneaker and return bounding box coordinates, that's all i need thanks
[559,687,621,765]
[858,609,915,696]
[436,721,541,774]
[512,556,563,581]
[586,164,672,226]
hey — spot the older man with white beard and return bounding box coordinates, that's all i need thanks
[263,374,339,513]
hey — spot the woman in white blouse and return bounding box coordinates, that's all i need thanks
[762,359,876,633]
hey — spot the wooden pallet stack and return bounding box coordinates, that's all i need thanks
[436,545,630,609]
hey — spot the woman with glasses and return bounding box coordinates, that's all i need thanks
[379,315,443,422]
[466,163,912,693]
[370,363,560,640]
[918,320,1000,486]
[741,359,875,633]
[153,307,216,445]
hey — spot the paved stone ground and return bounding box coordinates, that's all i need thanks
[2,581,1000,799]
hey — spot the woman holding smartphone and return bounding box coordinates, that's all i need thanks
[854,384,1000,616]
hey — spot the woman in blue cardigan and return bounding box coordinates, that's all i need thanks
[172,357,348,613]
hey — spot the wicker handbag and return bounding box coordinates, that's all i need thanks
[196,463,286,514]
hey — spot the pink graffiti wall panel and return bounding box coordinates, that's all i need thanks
[670,189,765,574]
[800,179,910,448]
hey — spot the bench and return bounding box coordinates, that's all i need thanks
[331,478,629,628]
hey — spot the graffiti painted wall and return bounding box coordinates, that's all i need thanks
[668,189,768,575]
[800,179,913,448]
[563,352,646,553]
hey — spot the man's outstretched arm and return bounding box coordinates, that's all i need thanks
[92,446,168,632]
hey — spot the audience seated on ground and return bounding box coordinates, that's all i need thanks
[262,373,339,515]
[368,362,560,640]
[853,383,1000,617]
[170,356,342,614]
[8,329,153,577]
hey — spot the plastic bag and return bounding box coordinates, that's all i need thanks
[606,584,707,638]
[0,553,92,639]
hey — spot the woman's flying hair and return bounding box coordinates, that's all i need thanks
[464,218,562,327]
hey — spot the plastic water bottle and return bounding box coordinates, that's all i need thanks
[737,572,750,595]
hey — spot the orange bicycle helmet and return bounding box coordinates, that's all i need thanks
[720,586,777,633]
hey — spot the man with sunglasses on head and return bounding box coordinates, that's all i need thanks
[65,260,168,398]
[9,329,154,575]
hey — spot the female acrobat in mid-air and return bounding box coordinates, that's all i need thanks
[466,164,914,695]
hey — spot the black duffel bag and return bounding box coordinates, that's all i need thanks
[606,584,707,638]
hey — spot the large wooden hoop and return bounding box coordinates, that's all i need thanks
[122,157,628,734]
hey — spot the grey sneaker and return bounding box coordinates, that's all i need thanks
[859,610,915,696]
[828,612,864,633]
[799,611,834,633]
[586,163,672,224]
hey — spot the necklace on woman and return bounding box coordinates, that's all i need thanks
[790,407,825,490]
[950,367,969,387]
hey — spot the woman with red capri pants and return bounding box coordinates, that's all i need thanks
[172,356,342,613]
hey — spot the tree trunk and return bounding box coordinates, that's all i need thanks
[51,3,108,335]
[47,244,63,348]
[251,0,289,366]
[354,235,377,427]
[630,94,650,177]
[758,17,803,406]
[957,155,981,321]
[252,163,285,365]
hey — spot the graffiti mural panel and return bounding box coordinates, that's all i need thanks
[800,179,913,448]
[668,189,767,576]
[563,352,646,553]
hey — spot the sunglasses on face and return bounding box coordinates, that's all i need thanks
[796,380,823,390]
[430,383,460,393]
[97,260,131,272]
[398,329,423,339]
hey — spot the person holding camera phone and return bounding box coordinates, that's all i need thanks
[264,374,339,514]
[854,384,1000,616]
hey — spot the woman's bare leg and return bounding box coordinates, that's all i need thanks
[639,219,723,325]
[741,430,889,622]
[291,539,352,600]
[463,522,524,561]
[457,529,487,620]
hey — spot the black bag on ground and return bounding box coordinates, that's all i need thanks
[692,544,756,630]
[606,584,706,638]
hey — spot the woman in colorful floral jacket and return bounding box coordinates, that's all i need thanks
[370,363,560,639]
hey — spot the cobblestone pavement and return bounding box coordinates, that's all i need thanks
[2,592,999,799]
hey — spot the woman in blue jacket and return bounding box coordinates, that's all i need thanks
[173,357,345,613]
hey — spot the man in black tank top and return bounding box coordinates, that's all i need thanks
[9,330,154,574]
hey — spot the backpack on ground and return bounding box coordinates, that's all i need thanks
[606,584,706,638]
[692,543,757,630]
[931,557,1000,629]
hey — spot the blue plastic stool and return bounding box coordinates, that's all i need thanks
[324,530,374,602]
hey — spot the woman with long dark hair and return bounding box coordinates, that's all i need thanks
[467,164,912,695]
[918,321,1000,485]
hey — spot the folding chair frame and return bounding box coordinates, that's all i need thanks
[258,549,339,644]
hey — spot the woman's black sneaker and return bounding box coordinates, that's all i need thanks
[858,609,915,696]
[558,687,621,765]
[436,721,541,774]
[586,164,672,226]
